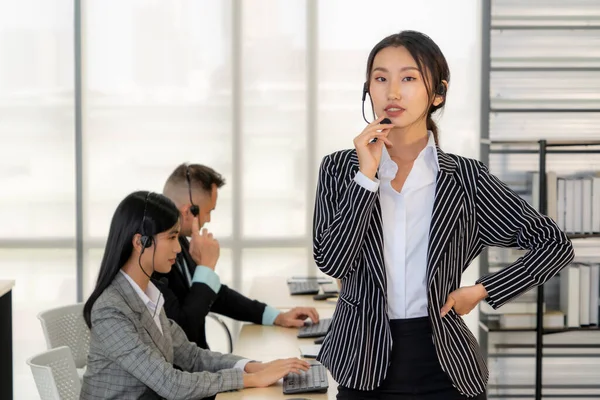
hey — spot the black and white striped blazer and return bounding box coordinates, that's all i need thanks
[312,147,574,397]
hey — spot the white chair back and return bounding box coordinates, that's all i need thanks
[27,346,81,400]
[38,303,90,368]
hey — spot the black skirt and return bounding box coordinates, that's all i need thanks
[336,317,487,400]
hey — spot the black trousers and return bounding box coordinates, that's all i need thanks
[337,317,487,400]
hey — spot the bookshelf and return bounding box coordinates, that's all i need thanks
[479,1,600,398]
[480,138,600,400]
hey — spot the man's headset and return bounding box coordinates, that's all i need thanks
[361,81,446,124]
[185,165,200,217]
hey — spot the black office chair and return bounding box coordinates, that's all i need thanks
[206,313,233,353]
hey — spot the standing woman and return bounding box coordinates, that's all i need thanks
[81,191,309,400]
[312,30,574,400]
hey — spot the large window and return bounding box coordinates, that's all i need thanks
[0,0,75,239]
[1,2,482,398]
[0,3,75,399]
[82,0,235,292]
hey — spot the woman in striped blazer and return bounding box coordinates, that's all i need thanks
[312,31,574,400]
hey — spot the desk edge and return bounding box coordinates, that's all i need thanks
[0,280,15,298]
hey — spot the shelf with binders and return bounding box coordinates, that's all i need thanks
[480,317,600,335]
[568,233,600,239]
[482,139,600,238]
[482,3,600,398]
[479,139,600,398]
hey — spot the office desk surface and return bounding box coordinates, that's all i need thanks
[249,276,338,309]
[217,308,337,399]
[0,280,14,298]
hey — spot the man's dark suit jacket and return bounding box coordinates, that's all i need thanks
[155,236,268,349]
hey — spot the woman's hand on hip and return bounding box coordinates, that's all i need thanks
[440,284,488,317]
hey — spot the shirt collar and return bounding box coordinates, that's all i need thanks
[119,270,164,312]
[379,131,439,180]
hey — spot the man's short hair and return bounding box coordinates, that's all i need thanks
[164,163,225,198]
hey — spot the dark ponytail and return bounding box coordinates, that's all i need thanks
[427,108,441,145]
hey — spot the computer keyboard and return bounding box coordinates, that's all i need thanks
[283,361,329,395]
[297,318,332,338]
[287,280,320,295]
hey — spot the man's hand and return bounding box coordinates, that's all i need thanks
[274,307,320,328]
[188,216,220,270]
[440,284,488,317]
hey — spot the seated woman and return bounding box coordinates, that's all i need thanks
[81,191,309,400]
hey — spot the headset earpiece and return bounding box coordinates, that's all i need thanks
[436,82,446,96]
[137,192,158,288]
[139,192,154,250]
[362,82,368,101]
[139,235,153,249]
[186,165,200,217]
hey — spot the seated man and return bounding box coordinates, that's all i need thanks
[155,163,319,349]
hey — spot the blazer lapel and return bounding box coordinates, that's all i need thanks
[114,272,171,360]
[427,148,465,286]
[138,308,171,360]
[158,311,174,363]
[349,152,387,294]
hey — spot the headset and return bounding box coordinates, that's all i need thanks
[138,191,162,318]
[185,165,200,217]
[139,191,154,250]
[361,81,446,124]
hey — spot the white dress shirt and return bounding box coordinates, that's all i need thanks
[354,132,439,319]
[119,270,251,370]
[120,270,165,334]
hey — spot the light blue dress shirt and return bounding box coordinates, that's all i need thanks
[179,257,281,325]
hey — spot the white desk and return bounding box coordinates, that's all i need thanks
[249,276,338,309]
[0,280,15,400]
[217,308,338,399]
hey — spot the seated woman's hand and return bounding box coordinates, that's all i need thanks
[243,358,310,388]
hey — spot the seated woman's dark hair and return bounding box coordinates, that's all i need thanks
[83,191,180,328]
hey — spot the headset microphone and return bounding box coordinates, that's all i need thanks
[361,83,392,126]
[369,118,393,144]
[362,82,373,124]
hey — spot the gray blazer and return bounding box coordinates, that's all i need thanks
[80,272,245,400]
